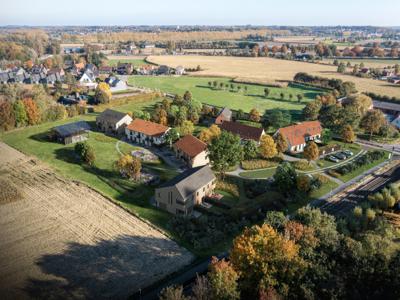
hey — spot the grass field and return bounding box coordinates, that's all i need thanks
[323,58,400,68]
[128,76,322,118]
[146,55,400,98]
[106,58,148,67]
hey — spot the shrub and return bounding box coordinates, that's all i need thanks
[333,150,385,175]
[327,170,341,178]
[314,174,330,184]
[241,159,276,170]
[292,159,312,171]
[216,180,240,197]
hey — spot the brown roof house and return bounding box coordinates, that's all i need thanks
[125,118,170,146]
[274,121,322,153]
[155,165,216,216]
[96,109,133,135]
[214,107,232,125]
[220,121,265,143]
[173,135,209,168]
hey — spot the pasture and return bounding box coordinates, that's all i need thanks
[128,75,322,118]
[146,55,400,98]
[106,55,149,67]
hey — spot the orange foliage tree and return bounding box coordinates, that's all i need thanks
[23,98,40,125]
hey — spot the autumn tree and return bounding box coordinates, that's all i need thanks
[178,120,194,136]
[0,100,15,131]
[199,124,221,144]
[296,175,311,193]
[303,141,319,164]
[345,94,373,117]
[115,154,141,181]
[95,82,112,104]
[207,257,240,300]
[342,125,356,143]
[275,132,288,154]
[23,98,40,125]
[230,224,305,297]
[159,285,187,300]
[259,134,277,159]
[183,90,192,102]
[360,109,387,139]
[249,108,261,122]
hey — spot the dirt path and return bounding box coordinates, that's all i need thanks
[0,142,193,299]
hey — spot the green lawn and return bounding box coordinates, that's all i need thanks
[111,97,161,114]
[128,76,323,120]
[239,167,276,179]
[107,58,148,67]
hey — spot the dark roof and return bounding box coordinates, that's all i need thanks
[373,100,400,113]
[220,121,264,141]
[158,165,215,199]
[97,109,129,124]
[53,121,91,137]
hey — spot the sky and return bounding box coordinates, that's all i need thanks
[0,0,399,27]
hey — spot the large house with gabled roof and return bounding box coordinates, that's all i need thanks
[220,121,265,143]
[96,109,133,135]
[173,135,209,168]
[125,118,170,146]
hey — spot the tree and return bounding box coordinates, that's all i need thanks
[345,94,373,117]
[321,128,332,144]
[75,142,95,166]
[273,162,297,193]
[230,224,304,296]
[259,134,277,159]
[249,108,261,122]
[95,82,112,104]
[265,109,292,129]
[165,128,179,148]
[192,275,211,300]
[243,140,259,160]
[208,131,243,175]
[360,109,387,139]
[178,120,194,136]
[159,285,187,300]
[280,92,285,100]
[303,141,319,164]
[13,100,28,127]
[303,100,321,121]
[275,132,288,154]
[183,90,192,101]
[296,175,311,193]
[23,98,40,125]
[342,125,356,143]
[207,257,240,300]
[337,63,346,73]
[264,88,270,98]
[199,125,221,144]
[297,94,303,103]
[115,154,141,181]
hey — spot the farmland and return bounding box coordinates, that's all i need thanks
[323,58,400,68]
[0,142,193,299]
[128,76,322,119]
[146,55,400,97]
[106,55,148,67]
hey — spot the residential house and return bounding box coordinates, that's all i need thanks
[53,121,90,145]
[48,67,65,77]
[84,64,99,77]
[125,118,170,146]
[70,62,85,76]
[173,135,209,168]
[136,64,157,75]
[105,76,128,92]
[0,72,10,84]
[116,63,133,75]
[140,42,155,49]
[220,121,265,143]
[373,100,400,116]
[58,93,88,106]
[157,65,170,75]
[79,70,97,88]
[175,66,185,75]
[214,107,232,125]
[96,109,133,135]
[391,115,400,130]
[274,121,322,153]
[155,165,216,216]
[31,65,48,75]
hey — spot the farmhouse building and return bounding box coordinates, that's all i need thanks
[275,121,322,153]
[214,107,232,125]
[96,109,133,135]
[116,63,133,75]
[155,165,216,216]
[105,76,128,92]
[220,121,265,142]
[53,121,91,144]
[125,118,170,146]
[173,135,209,168]
[175,66,185,75]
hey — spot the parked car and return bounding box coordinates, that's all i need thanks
[327,155,340,163]
[342,150,354,157]
[334,152,347,160]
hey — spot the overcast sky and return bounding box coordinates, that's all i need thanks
[0,0,399,26]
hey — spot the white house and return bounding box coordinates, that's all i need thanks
[175,66,185,75]
[79,71,97,89]
[125,118,170,146]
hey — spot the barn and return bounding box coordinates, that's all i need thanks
[53,121,91,145]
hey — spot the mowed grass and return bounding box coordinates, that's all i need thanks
[128,76,322,119]
[107,58,148,67]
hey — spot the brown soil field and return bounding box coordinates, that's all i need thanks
[0,142,193,299]
[147,55,400,97]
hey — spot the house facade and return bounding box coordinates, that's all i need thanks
[96,109,133,135]
[125,118,170,146]
[173,135,209,168]
[155,165,216,216]
[53,121,91,145]
[274,121,322,153]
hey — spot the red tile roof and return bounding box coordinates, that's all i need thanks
[126,119,169,137]
[220,121,264,141]
[277,121,322,146]
[174,135,207,158]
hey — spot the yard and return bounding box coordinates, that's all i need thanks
[128,75,322,120]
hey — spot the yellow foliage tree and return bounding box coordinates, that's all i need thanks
[341,124,356,143]
[249,108,261,122]
[303,141,319,164]
[115,154,141,181]
[259,134,277,159]
[95,82,112,104]
[199,124,221,143]
[178,120,194,136]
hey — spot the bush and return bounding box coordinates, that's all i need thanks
[216,180,239,197]
[241,159,276,170]
[327,170,341,178]
[333,151,385,175]
[292,159,312,171]
[244,179,269,198]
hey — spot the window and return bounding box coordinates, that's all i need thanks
[203,187,205,192]
[176,199,185,205]
[168,191,172,204]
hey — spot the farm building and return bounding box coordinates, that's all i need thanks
[125,118,170,146]
[116,63,133,75]
[155,165,216,216]
[274,121,322,153]
[53,121,91,144]
[214,107,232,125]
[105,76,128,92]
[220,121,265,143]
[173,135,209,168]
[175,66,185,75]
[96,109,133,135]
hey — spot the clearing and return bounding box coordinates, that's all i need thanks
[0,142,193,299]
[146,55,400,98]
